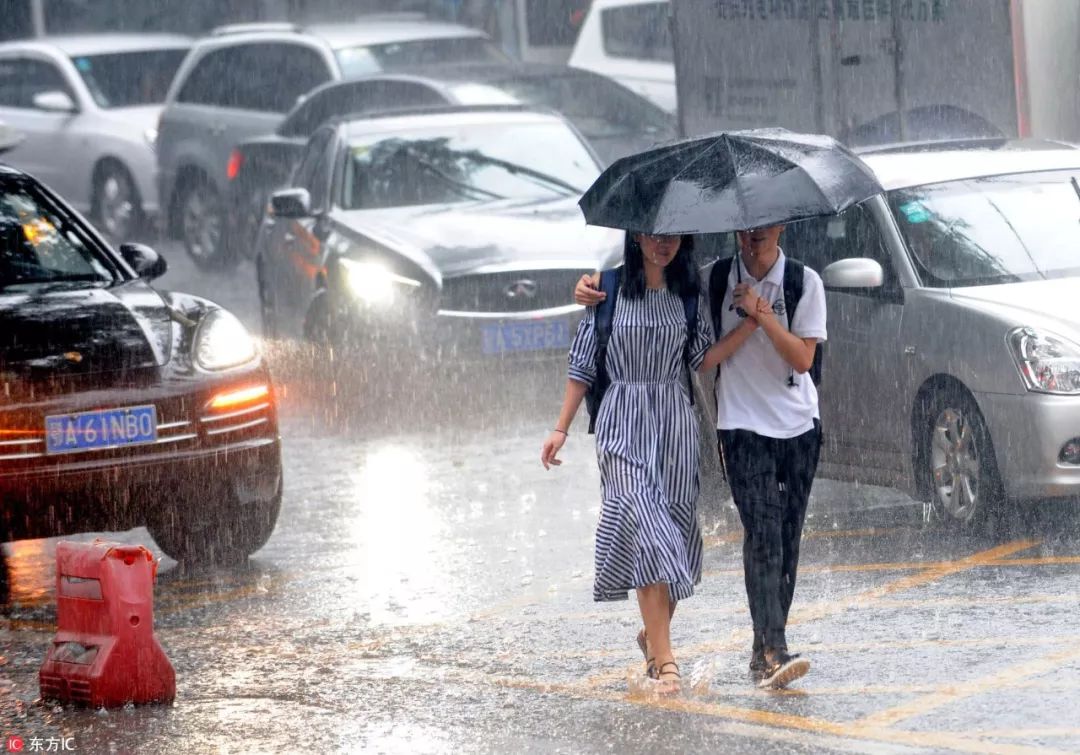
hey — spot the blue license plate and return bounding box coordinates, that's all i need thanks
[45,405,157,455]
[481,321,570,355]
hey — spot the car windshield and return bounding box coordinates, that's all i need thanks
[449,74,673,138]
[0,181,115,289]
[71,48,188,108]
[889,169,1080,288]
[341,121,598,210]
[335,37,508,77]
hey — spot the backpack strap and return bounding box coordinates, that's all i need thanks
[587,268,621,434]
[781,258,823,386]
[708,256,735,341]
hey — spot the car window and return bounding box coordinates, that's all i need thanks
[176,47,242,107]
[478,73,673,136]
[889,170,1080,287]
[291,129,333,191]
[247,44,332,113]
[335,37,509,77]
[341,120,597,210]
[0,58,74,109]
[784,203,899,295]
[280,81,447,138]
[1,180,116,288]
[71,49,188,108]
[601,2,673,63]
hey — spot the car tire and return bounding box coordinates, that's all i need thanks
[256,256,279,339]
[918,385,1005,529]
[178,176,232,271]
[147,479,282,566]
[303,289,335,345]
[92,162,142,242]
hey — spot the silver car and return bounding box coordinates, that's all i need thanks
[0,35,191,240]
[777,141,1080,525]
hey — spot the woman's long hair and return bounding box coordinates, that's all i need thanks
[621,232,699,299]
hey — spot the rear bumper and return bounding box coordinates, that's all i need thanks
[977,390,1080,501]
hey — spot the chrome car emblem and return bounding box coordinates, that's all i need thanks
[505,279,538,300]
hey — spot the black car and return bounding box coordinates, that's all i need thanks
[0,163,282,564]
[254,106,621,363]
[224,63,674,263]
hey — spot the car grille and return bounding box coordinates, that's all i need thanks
[439,269,591,314]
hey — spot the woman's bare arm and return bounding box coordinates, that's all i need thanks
[698,318,758,374]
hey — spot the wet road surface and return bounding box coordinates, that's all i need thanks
[3,243,1080,754]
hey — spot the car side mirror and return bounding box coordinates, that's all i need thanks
[120,243,167,280]
[271,188,312,219]
[822,258,884,290]
[32,90,78,114]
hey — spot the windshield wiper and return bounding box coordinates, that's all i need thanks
[456,150,585,196]
[397,145,505,201]
[0,274,107,291]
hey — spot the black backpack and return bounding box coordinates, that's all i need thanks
[584,268,699,434]
[707,256,823,386]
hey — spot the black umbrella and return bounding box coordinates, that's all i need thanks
[578,128,883,234]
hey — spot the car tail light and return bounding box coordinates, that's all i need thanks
[226,149,244,181]
[208,384,270,411]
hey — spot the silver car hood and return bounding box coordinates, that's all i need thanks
[333,196,624,279]
[948,277,1080,338]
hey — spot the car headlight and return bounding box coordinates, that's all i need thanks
[144,127,157,150]
[1008,327,1080,395]
[339,258,421,307]
[194,309,257,371]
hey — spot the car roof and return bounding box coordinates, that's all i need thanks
[338,105,569,138]
[202,19,487,51]
[0,34,192,57]
[859,140,1080,191]
[303,20,488,50]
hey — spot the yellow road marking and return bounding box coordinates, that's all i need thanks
[856,646,1080,728]
[483,671,1062,755]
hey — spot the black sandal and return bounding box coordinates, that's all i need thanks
[636,629,657,679]
[656,661,681,692]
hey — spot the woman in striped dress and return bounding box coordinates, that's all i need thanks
[541,232,760,691]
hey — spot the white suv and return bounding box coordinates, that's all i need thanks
[568,0,675,112]
[156,18,507,269]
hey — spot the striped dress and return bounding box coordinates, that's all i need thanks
[568,286,712,602]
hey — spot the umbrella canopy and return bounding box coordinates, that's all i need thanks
[578,128,884,234]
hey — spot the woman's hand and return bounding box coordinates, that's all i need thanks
[574,273,604,307]
[541,431,567,469]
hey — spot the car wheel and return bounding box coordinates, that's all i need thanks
[179,177,231,270]
[256,256,279,339]
[919,386,1004,527]
[148,479,282,566]
[303,290,335,345]
[93,163,141,242]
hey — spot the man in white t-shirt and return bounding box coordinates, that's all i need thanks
[572,224,827,690]
[707,224,826,690]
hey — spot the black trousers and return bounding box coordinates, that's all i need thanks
[719,421,822,651]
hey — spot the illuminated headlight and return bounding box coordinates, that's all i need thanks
[194,309,257,371]
[144,127,157,150]
[339,258,421,307]
[1008,327,1080,395]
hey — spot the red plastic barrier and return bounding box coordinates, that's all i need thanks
[39,540,175,707]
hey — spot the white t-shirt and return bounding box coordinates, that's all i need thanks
[707,250,828,439]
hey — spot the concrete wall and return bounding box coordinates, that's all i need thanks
[1021,0,1080,141]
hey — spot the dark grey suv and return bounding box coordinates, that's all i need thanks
[155,19,508,269]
